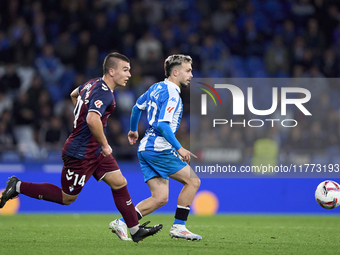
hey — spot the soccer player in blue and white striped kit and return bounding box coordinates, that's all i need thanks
[110,55,202,241]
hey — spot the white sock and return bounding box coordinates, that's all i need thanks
[177,205,190,210]
[16,181,21,193]
[129,224,140,235]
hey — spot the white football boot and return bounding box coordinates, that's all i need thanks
[169,224,202,241]
[109,219,132,241]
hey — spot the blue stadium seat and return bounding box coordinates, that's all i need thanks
[231,55,245,70]
[252,69,268,78]
[246,56,265,75]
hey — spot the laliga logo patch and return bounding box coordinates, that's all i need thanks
[95,100,103,108]
[69,185,74,192]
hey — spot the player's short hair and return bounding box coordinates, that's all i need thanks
[164,54,192,78]
[103,52,130,74]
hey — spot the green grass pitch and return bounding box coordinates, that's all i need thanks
[0,214,339,255]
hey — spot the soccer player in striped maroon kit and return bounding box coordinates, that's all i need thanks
[0,52,162,243]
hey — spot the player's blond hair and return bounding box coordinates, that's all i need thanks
[164,54,192,78]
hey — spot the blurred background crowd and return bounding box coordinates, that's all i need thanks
[0,0,340,164]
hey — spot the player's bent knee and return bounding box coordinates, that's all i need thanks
[155,196,168,207]
[103,172,127,190]
[114,177,127,189]
[63,200,72,205]
[152,193,168,207]
[188,177,200,190]
[62,192,78,205]
[122,177,127,186]
[194,178,201,189]
[62,196,77,205]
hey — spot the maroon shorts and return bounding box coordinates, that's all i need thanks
[61,153,120,196]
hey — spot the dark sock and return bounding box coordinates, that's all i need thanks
[20,182,64,204]
[111,186,139,228]
[119,208,141,224]
[175,206,190,221]
[136,210,142,220]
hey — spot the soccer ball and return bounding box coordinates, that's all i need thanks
[315,180,340,209]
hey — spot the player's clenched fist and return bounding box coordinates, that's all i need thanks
[101,144,112,157]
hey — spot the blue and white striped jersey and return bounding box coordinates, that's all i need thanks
[136,79,183,152]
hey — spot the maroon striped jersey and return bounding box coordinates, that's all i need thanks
[62,77,115,159]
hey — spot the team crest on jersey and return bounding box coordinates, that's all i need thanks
[95,100,103,108]
[167,106,175,113]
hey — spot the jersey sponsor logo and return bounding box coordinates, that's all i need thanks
[170,97,177,103]
[167,106,175,113]
[95,100,103,108]
[102,84,108,91]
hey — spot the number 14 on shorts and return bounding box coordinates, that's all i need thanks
[66,169,86,188]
